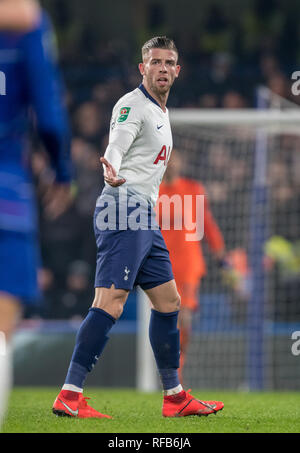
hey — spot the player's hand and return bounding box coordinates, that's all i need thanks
[100,157,126,187]
[216,252,238,289]
[0,0,40,32]
[218,261,237,289]
[43,183,74,220]
[221,266,240,290]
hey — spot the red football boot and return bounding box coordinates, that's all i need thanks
[52,390,112,419]
[162,389,224,417]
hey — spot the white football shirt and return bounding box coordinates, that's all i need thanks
[103,84,173,207]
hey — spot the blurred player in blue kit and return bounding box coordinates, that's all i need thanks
[0,0,72,427]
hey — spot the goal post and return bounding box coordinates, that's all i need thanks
[136,105,300,392]
[136,288,158,391]
[247,87,271,390]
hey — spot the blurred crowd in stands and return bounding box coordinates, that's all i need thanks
[27,0,300,320]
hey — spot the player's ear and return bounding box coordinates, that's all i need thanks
[138,62,145,76]
[175,64,181,78]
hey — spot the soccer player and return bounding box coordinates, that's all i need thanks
[53,36,224,419]
[158,149,226,379]
[0,0,72,427]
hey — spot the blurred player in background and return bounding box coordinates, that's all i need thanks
[158,150,226,380]
[0,0,72,428]
[53,36,224,420]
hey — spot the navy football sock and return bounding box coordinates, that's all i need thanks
[149,309,181,391]
[64,307,115,389]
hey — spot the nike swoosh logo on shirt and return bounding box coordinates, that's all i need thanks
[157,124,164,130]
[59,398,79,416]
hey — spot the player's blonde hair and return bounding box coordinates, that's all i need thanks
[141,36,178,59]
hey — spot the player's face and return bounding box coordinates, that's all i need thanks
[139,48,180,97]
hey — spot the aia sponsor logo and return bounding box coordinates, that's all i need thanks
[153,145,171,166]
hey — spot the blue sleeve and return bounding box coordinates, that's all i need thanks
[20,12,72,183]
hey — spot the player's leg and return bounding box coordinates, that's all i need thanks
[53,223,150,418]
[145,280,223,417]
[0,293,22,429]
[138,230,223,416]
[55,225,145,399]
[92,284,129,318]
[63,284,129,391]
[136,229,182,397]
[53,285,128,418]
[145,279,182,395]
[0,230,38,428]
[134,228,181,396]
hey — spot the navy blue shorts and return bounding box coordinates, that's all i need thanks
[0,229,40,303]
[93,214,174,291]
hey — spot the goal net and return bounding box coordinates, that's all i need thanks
[161,106,300,391]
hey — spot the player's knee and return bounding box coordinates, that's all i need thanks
[92,288,127,320]
[162,292,181,313]
[170,292,181,312]
[110,297,125,319]
[93,299,124,320]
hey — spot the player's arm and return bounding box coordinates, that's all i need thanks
[101,104,143,187]
[0,0,40,31]
[20,11,73,217]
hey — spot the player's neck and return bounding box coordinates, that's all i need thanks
[142,81,168,112]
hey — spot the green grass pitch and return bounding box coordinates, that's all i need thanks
[2,387,300,433]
